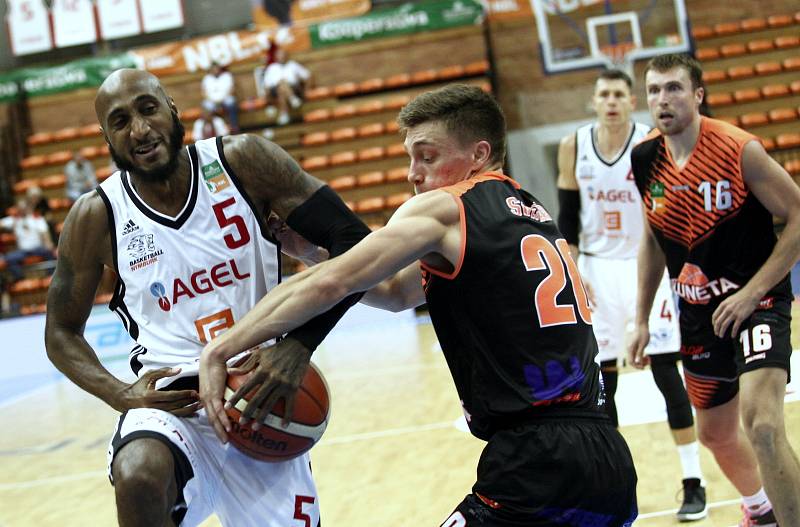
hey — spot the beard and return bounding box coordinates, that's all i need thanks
[110,113,185,183]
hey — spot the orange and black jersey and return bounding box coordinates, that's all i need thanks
[632,117,792,318]
[421,172,604,441]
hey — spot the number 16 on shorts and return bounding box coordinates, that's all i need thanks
[739,324,772,364]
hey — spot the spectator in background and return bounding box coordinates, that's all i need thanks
[192,106,230,141]
[0,198,55,281]
[263,48,310,125]
[26,185,58,245]
[64,151,98,202]
[202,62,240,133]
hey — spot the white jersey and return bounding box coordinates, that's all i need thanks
[98,138,280,387]
[574,121,650,259]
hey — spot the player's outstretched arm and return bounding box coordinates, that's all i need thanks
[629,207,666,368]
[712,141,800,338]
[45,194,199,415]
[199,190,458,440]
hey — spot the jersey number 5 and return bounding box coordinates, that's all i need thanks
[212,197,251,249]
[521,236,592,327]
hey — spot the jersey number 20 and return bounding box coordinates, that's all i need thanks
[521,236,592,327]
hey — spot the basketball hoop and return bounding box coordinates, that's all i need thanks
[601,42,638,78]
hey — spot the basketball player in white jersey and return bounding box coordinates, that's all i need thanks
[556,69,707,521]
[44,69,369,527]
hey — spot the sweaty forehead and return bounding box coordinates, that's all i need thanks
[95,72,163,121]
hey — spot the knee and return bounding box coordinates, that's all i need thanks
[743,417,782,457]
[112,441,174,501]
[697,424,736,451]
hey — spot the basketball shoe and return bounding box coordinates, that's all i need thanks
[740,504,778,526]
[676,478,707,521]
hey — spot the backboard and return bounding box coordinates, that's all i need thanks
[530,0,691,75]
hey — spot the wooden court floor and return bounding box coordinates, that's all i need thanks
[0,304,798,527]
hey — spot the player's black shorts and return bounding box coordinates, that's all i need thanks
[440,413,638,526]
[679,296,793,409]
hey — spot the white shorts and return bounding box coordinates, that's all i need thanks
[578,255,681,364]
[107,408,319,527]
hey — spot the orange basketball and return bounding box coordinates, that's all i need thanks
[225,361,330,462]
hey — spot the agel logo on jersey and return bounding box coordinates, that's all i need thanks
[650,181,666,213]
[202,160,230,194]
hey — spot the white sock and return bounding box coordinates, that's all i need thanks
[677,441,704,482]
[742,487,772,516]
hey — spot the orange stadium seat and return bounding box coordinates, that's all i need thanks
[385,120,400,134]
[0,232,16,246]
[53,127,79,141]
[717,115,740,126]
[98,144,110,156]
[331,127,357,142]
[760,137,776,151]
[767,14,793,27]
[304,108,331,123]
[755,61,782,75]
[96,165,115,181]
[331,151,357,166]
[358,78,384,93]
[691,26,714,40]
[344,200,355,210]
[46,150,72,165]
[332,104,357,119]
[305,86,332,101]
[333,82,358,97]
[762,83,790,98]
[791,80,800,94]
[12,179,35,194]
[720,43,746,57]
[747,39,774,53]
[438,64,466,80]
[301,131,330,146]
[385,73,411,89]
[79,145,100,159]
[386,167,408,182]
[768,107,798,123]
[55,221,65,234]
[355,196,385,213]
[478,80,492,92]
[40,174,66,190]
[49,198,72,210]
[785,159,800,176]
[20,155,46,169]
[385,95,411,110]
[19,304,47,316]
[357,99,385,115]
[357,171,385,187]
[702,69,727,83]
[465,60,490,75]
[783,57,800,71]
[740,112,769,127]
[240,98,266,112]
[776,133,800,149]
[26,132,53,146]
[727,65,755,79]
[695,47,720,61]
[733,88,760,103]
[741,18,767,31]
[302,155,329,171]
[358,123,385,138]
[714,22,740,36]
[386,143,407,158]
[775,35,800,49]
[78,124,102,138]
[386,192,413,209]
[706,92,733,106]
[329,175,357,191]
[411,69,438,84]
[358,146,385,162]
[367,221,385,231]
[180,107,202,121]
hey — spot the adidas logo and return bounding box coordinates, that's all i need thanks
[121,219,140,235]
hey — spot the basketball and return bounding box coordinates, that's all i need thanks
[224,361,331,462]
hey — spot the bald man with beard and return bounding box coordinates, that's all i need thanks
[44,69,369,527]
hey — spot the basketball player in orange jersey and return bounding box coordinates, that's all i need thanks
[200,84,638,526]
[629,53,800,527]
[557,69,707,521]
[44,69,370,527]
